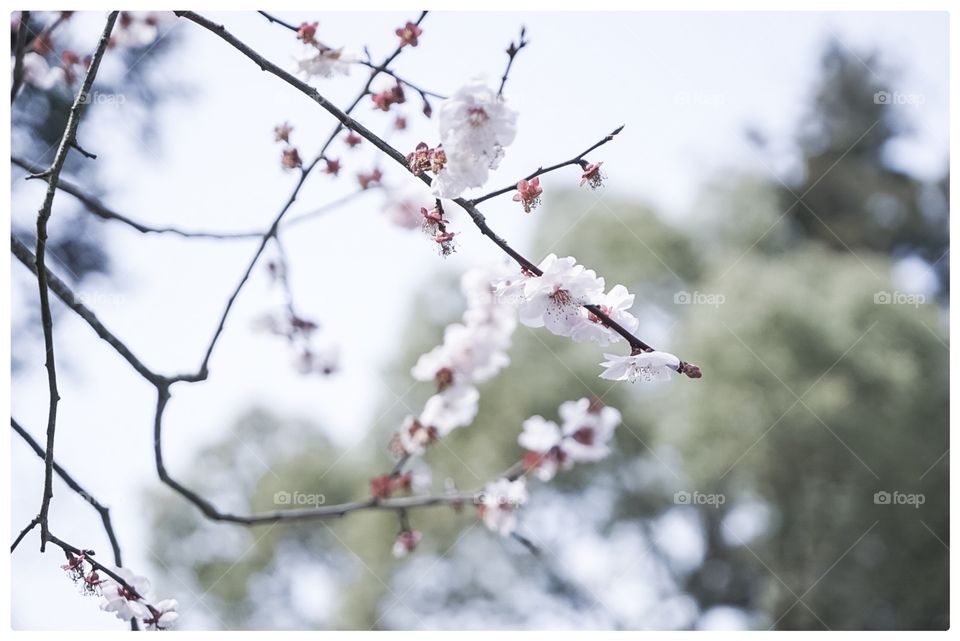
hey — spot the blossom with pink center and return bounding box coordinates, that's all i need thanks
[557,398,621,463]
[144,599,179,630]
[431,78,518,199]
[419,384,480,436]
[580,161,604,188]
[395,21,423,47]
[599,350,681,382]
[477,477,528,536]
[396,416,438,456]
[517,254,605,337]
[512,177,543,213]
[99,568,151,621]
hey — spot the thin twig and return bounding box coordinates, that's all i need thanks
[497,26,529,97]
[470,125,624,205]
[33,11,118,552]
[11,11,31,103]
[11,516,41,553]
[12,155,373,239]
[12,418,125,566]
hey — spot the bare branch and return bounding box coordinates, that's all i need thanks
[33,11,118,551]
[498,26,529,97]
[11,11,31,103]
[10,517,41,553]
[12,417,125,567]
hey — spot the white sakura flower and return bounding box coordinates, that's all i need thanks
[478,477,528,537]
[418,384,480,436]
[599,350,681,383]
[99,569,151,621]
[412,323,509,387]
[558,398,621,463]
[144,599,179,630]
[569,284,640,346]
[518,416,567,481]
[518,254,605,337]
[295,46,354,80]
[431,78,518,198]
[397,416,437,456]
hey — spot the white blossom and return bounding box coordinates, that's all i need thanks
[599,350,681,382]
[295,46,354,80]
[431,78,518,198]
[18,52,65,90]
[478,477,528,537]
[557,398,621,463]
[418,384,480,436]
[99,569,151,621]
[517,416,565,481]
[516,254,605,337]
[144,599,179,630]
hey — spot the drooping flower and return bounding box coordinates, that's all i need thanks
[392,530,423,558]
[431,78,518,199]
[513,177,542,213]
[557,398,621,463]
[599,350,681,382]
[580,161,604,189]
[569,284,640,346]
[477,477,528,536]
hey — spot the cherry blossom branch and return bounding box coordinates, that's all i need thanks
[469,125,624,205]
[174,11,700,374]
[11,11,31,102]
[32,11,118,552]
[11,417,125,566]
[497,26,529,97]
[12,156,373,239]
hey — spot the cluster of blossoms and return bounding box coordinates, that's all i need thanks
[519,398,622,480]
[416,78,518,199]
[110,11,173,49]
[60,552,178,630]
[393,263,518,456]
[293,21,355,80]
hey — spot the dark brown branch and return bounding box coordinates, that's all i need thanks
[11,11,31,103]
[70,139,97,160]
[470,125,624,205]
[12,417,124,567]
[33,11,118,551]
[256,10,298,32]
[497,26,529,97]
[12,155,371,239]
[175,11,700,371]
[12,234,166,384]
[10,517,41,553]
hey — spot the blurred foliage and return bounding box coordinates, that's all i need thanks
[147,39,947,630]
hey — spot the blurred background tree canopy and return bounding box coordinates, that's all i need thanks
[147,39,947,630]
